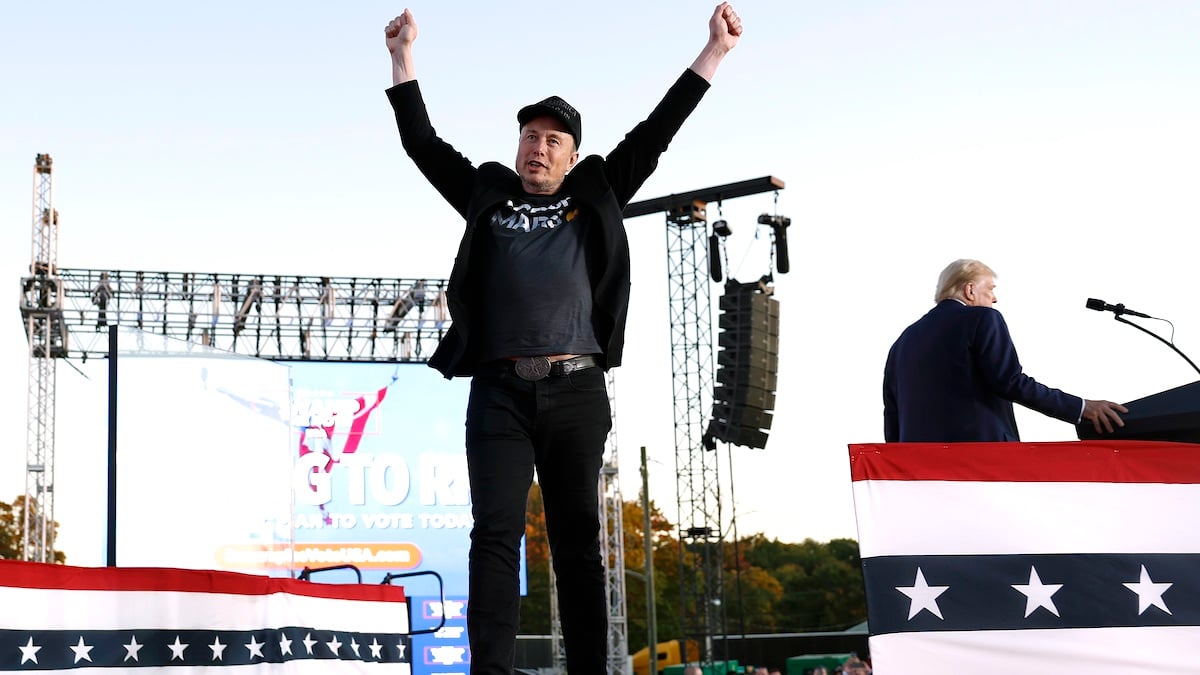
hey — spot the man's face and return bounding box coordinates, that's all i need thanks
[515,116,578,195]
[964,274,998,307]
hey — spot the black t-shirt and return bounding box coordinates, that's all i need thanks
[480,194,602,361]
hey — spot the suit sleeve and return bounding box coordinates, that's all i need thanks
[603,69,710,208]
[882,344,900,442]
[386,80,477,219]
[973,309,1084,424]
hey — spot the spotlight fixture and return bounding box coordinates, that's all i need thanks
[385,284,420,332]
[757,213,792,274]
[712,219,733,237]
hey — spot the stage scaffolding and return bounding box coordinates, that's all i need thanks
[33,269,451,362]
[17,151,637,675]
[19,153,783,675]
[626,176,785,669]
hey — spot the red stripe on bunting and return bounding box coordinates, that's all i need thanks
[848,440,1200,484]
[0,559,406,602]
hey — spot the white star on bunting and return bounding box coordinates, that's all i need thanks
[18,637,40,665]
[369,638,383,659]
[1011,566,1064,618]
[1123,564,1173,615]
[123,636,143,662]
[303,633,317,655]
[210,637,227,661]
[246,636,266,660]
[70,636,94,664]
[896,567,950,620]
[326,635,343,655]
[168,636,189,661]
[280,634,293,657]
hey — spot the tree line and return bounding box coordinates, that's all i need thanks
[520,485,866,651]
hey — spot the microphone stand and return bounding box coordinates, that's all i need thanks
[1113,314,1200,377]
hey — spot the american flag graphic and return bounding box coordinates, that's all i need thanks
[0,560,411,674]
[850,440,1200,674]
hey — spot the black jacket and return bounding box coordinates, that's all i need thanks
[386,70,710,378]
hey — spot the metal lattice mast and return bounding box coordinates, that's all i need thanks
[600,371,629,674]
[625,177,784,668]
[20,153,64,562]
[549,370,627,675]
[665,201,724,665]
[549,571,565,672]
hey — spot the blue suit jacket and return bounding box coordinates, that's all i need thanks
[883,300,1082,442]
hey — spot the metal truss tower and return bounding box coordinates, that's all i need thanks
[665,200,726,663]
[625,177,785,668]
[600,373,630,674]
[20,154,65,562]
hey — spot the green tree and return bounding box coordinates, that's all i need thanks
[743,535,865,632]
[0,498,19,560]
[0,495,67,563]
[723,540,786,633]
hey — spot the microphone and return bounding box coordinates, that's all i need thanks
[1086,297,1153,319]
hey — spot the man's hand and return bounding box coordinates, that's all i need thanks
[1082,399,1129,434]
[709,2,742,53]
[385,9,418,85]
[385,9,418,54]
[691,2,742,82]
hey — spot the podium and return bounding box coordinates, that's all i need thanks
[1076,380,1200,443]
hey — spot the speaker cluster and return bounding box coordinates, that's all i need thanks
[705,278,779,449]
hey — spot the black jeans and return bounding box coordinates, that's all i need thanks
[464,364,611,675]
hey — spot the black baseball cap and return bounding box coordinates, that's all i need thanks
[517,96,582,148]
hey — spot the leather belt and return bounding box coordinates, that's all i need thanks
[491,354,600,381]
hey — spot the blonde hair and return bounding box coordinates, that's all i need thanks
[935,259,995,302]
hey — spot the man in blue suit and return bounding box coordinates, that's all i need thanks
[883,259,1127,442]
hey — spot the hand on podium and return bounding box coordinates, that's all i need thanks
[1082,399,1129,434]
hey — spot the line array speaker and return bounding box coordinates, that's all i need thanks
[705,278,780,449]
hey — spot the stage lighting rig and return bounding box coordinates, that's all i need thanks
[757,213,791,274]
[91,272,112,328]
[708,218,733,283]
[384,280,426,333]
[234,276,263,335]
[319,277,335,323]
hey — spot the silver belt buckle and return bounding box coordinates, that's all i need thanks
[514,356,552,381]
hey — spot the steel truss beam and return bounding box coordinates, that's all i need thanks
[31,269,451,362]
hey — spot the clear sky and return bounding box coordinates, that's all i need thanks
[2,1,1199,560]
